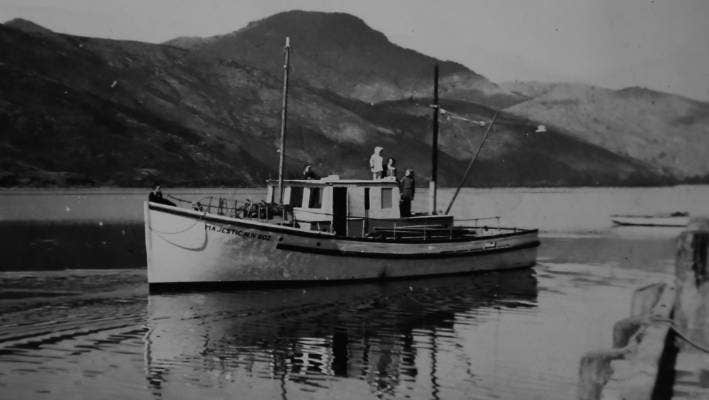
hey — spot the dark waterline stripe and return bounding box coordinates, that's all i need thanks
[148,265,537,293]
[275,240,540,259]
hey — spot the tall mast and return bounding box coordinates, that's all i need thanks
[277,37,291,207]
[429,64,439,215]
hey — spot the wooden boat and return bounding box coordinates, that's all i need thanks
[145,179,539,287]
[144,37,539,288]
[610,212,689,227]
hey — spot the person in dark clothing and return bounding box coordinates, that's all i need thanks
[302,164,319,180]
[399,169,415,218]
[148,184,161,203]
[148,184,176,206]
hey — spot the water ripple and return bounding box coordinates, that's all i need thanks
[0,234,679,399]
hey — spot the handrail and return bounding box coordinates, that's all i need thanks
[379,224,446,230]
[166,194,508,231]
[455,216,500,222]
[455,225,531,233]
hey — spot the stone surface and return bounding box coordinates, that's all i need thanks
[578,283,675,400]
[672,217,709,399]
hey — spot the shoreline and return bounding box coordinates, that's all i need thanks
[1,183,708,195]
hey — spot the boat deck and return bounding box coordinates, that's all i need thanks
[170,201,533,242]
[367,225,532,242]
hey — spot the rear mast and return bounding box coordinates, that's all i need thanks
[277,37,291,211]
[429,64,440,215]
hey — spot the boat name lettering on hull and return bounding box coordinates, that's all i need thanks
[205,224,272,241]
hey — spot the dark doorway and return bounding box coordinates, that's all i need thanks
[364,187,370,233]
[332,187,348,236]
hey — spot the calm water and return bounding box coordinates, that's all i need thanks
[0,186,707,399]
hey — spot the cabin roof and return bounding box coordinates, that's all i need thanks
[268,177,400,187]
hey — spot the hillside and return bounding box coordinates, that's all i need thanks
[503,81,709,179]
[0,14,685,187]
[321,94,662,186]
[1,21,487,187]
[166,11,522,108]
[3,18,53,35]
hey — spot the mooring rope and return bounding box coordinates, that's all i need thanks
[167,194,215,206]
[166,194,197,204]
[148,218,204,235]
[650,316,709,354]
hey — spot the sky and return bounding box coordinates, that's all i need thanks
[1,0,708,101]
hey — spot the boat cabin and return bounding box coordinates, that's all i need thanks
[266,176,453,238]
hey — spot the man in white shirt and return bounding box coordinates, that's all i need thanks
[369,146,384,179]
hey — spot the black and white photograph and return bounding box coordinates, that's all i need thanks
[0,1,708,399]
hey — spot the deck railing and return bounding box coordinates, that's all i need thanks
[170,195,291,222]
[455,216,501,228]
[165,194,523,238]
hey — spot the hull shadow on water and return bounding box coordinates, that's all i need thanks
[145,269,538,399]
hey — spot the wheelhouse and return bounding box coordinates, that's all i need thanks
[266,176,453,238]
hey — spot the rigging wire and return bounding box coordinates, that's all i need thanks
[651,317,709,354]
[444,112,499,214]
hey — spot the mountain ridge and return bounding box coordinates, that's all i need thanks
[502,81,709,178]
[0,14,702,187]
[166,10,522,108]
[3,18,54,35]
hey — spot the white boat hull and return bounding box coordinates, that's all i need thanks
[611,215,689,227]
[145,202,539,286]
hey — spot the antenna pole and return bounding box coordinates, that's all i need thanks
[277,37,291,209]
[429,64,439,215]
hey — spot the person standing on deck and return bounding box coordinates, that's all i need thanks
[369,146,384,179]
[386,157,398,180]
[302,164,319,180]
[148,184,176,206]
[399,169,415,217]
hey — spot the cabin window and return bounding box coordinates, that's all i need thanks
[290,187,303,207]
[381,188,393,209]
[266,185,275,203]
[364,188,370,210]
[308,187,322,209]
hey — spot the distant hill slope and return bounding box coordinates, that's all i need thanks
[162,36,208,50]
[0,17,682,187]
[0,21,471,187]
[165,10,522,108]
[3,18,54,35]
[0,24,273,186]
[503,81,709,178]
[321,94,664,186]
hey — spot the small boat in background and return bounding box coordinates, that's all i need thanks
[610,212,690,227]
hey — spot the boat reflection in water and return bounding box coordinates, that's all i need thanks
[145,270,538,399]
